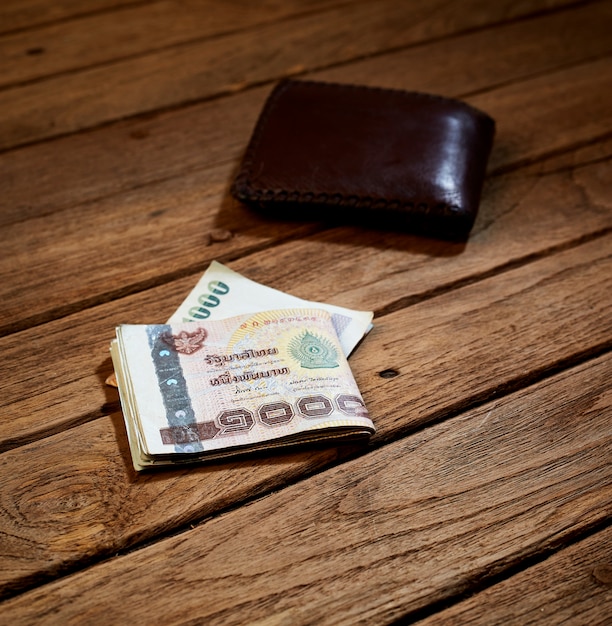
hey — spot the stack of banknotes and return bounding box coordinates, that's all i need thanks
[111,262,375,470]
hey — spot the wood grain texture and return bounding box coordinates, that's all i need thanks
[0,0,579,149]
[316,0,612,97]
[417,526,612,625]
[0,415,355,599]
[0,237,609,598]
[0,160,317,335]
[1,154,610,448]
[2,2,608,228]
[2,53,611,335]
[473,55,612,174]
[1,353,609,624]
[226,157,612,312]
[0,0,145,34]
[0,0,350,88]
[349,236,612,441]
[0,86,267,228]
[1,2,611,621]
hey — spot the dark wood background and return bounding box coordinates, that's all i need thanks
[0,1,610,623]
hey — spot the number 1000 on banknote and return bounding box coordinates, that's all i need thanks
[111,308,375,470]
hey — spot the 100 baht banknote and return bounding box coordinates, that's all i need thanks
[111,308,374,470]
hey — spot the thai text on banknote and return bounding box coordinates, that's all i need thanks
[113,308,374,459]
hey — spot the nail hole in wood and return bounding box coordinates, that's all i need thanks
[379,369,399,378]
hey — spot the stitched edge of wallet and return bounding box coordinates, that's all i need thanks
[231,78,495,219]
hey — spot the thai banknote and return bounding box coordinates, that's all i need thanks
[168,260,373,356]
[107,261,372,387]
[111,308,374,470]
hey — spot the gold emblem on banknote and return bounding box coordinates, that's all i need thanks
[289,331,339,369]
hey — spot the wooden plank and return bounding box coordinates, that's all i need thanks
[225,158,612,314]
[1,155,610,449]
[0,0,351,88]
[473,57,612,174]
[346,236,612,441]
[3,1,608,621]
[2,50,611,335]
[316,0,612,98]
[0,0,580,150]
[0,237,610,598]
[0,160,319,336]
[0,0,145,35]
[0,416,352,600]
[2,2,608,228]
[0,86,267,228]
[1,352,609,622]
[417,526,612,625]
[523,136,612,176]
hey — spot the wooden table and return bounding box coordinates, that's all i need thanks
[1,1,611,623]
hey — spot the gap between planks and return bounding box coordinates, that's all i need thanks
[2,46,611,335]
[2,2,609,228]
[0,0,361,90]
[0,352,609,623]
[2,3,610,224]
[0,0,152,36]
[0,235,610,600]
[409,522,612,625]
[1,159,610,450]
[0,0,587,152]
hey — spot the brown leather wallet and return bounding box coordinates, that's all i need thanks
[231,79,495,239]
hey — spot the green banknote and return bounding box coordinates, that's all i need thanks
[112,308,374,470]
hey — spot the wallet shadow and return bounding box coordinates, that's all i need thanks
[215,183,469,258]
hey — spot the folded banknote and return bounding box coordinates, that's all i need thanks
[107,261,373,388]
[111,308,374,470]
[168,260,373,356]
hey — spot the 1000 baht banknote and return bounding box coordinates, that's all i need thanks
[111,308,374,470]
[168,261,373,357]
[107,261,373,388]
